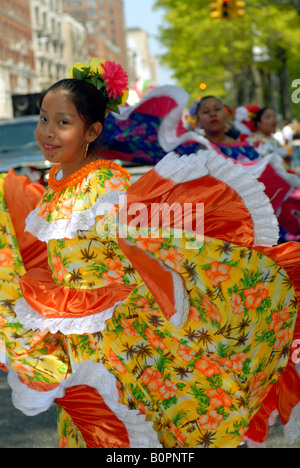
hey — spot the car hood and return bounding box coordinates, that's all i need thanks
[0,148,51,172]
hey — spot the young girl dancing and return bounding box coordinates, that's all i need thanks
[1,58,300,448]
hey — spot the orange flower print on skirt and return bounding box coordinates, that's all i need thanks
[63,235,299,448]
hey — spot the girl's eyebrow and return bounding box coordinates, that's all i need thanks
[56,112,76,117]
[39,108,75,118]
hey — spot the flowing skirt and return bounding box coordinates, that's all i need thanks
[1,153,300,448]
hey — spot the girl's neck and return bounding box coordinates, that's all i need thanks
[205,130,233,144]
[60,154,97,178]
[256,130,271,139]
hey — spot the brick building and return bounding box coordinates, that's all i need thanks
[62,0,128,70]
[0,0,36,117]
[0,0,129,118]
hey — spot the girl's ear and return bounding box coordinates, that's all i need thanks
[87,122,103,143]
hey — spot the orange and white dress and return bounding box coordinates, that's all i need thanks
[1,151,300,448]
[15,160,137,337]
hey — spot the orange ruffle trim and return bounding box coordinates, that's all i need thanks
[126,171,255,247]
[19,268,136,319]
[48,159,131,192]
[4,169,48,271]
[0,363,8,373]
[56,385,130,448]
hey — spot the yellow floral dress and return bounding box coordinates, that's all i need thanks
[1,151,300,448]
[61,233,298,448]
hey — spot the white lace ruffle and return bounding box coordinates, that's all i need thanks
[61,361,162,448]
[8,368,63,416]
[169,269,190,329]
[8,360,162,448]
[14,297,124,335]
[246,151,300,190]
[265,153,300,190]
[0,348,7,366]
[155,150,279,247]
[25,190,122,242]
[115,85,211,153]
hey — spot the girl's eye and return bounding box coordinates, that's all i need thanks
[59,120,69,125]
[39,115,47,122]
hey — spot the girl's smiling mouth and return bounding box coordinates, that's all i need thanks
[42,143,60,151]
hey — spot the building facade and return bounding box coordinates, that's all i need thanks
[62,0,128,70]
[62,13,88,71]
[0,0,36,118]
[30,0,66,91]
[126,28,158,88]
[0,0,90,118]
[0,0,150,118]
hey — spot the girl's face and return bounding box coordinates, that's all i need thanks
[196,98,226,133]
[257,108,277,136]
[36,90,94,170]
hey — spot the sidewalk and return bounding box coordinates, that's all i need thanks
[0,371,58,448]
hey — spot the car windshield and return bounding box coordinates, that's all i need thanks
[0,121,39,152]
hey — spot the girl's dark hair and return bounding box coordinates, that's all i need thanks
[253,106,273,125]
[40,78,108,127]
[39,79,108,154]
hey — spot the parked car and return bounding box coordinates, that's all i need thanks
[0,115,51,185]
[0,115,151,186]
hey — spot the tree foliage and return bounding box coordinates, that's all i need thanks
[153,0,300,117]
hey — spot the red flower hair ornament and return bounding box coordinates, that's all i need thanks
[234,105,261,136]
[69,57,129,114]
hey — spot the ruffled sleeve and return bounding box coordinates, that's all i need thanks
[25,165,130,242]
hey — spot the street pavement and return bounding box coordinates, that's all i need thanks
[1,369,300,448]
[0,371,58,448]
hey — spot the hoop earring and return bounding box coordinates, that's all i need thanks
[84,142,89,159]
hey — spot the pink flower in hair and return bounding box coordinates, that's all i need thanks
[102,61,129,100]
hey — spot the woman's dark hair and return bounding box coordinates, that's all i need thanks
[253,106,273,125]
[196,96,224,114]
[39,79,108,127]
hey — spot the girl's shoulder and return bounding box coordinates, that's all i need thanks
[25,160,130,242]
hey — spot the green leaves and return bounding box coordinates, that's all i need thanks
[153,0,300,109]
[72,66,90,80]
[70,67,121,114]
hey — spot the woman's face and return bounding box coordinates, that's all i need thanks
[36,90,91,167]
[257,108,277,136]
[196,98,227,133]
